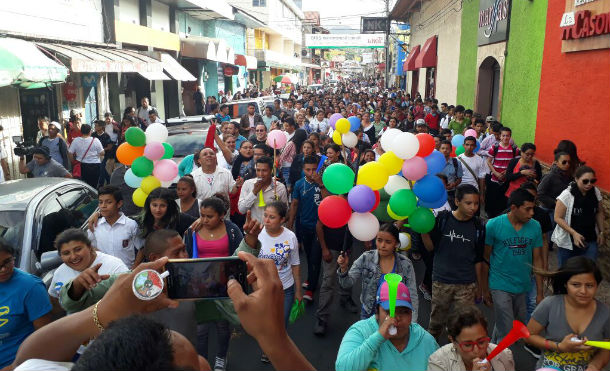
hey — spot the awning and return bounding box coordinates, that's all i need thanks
[38,42,146,73]
[181,36,218,62]
[215,40,229,64]
[159,53,196,81]
[404,44,420,71]
[0,38,68,88]
[415,36,437,69]
[301,62,321,69]
[234,54,258,70]
[118,49,170,80]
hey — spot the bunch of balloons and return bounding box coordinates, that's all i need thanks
[452,129,481,157]
[116,123,178,207]
[317,130,449,241]
[329,113,361,149]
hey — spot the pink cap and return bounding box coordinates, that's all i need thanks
[376,281,413,311]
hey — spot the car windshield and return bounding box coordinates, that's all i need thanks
[226,102,260,119]
[0,210,25,259]
[166,132,206,157]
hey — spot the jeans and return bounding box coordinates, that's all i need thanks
[300,227,321,291]
[98,159,110,186]
[490,289,527,344]
[526,275,537,324]
[284,285,295,327]
[281,166,291,188]
[196,320,231,359]
[557,241,598,267]
[316,250,352,322]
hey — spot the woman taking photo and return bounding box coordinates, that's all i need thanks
[427,306,514,371]
[504,143,542,198]
[552,166,604,266]
[525,256,610,371]
[337,223,419,321]
[175,176,201,218]
[68,124,105,188]
[0,238,52,368]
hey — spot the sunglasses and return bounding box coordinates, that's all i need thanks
[582,178,597,185]
[560,160,570,165]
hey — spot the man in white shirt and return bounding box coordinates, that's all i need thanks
[0,126,9,182]
[238,156,288,223]
[137,97,155,128]
[457,136,487,203]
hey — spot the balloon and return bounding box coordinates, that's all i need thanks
[131,156,154,177]
[398,232,411,251]
[124,168,143,188]
[329,113,343,129]
[116,143,145,166]
[332,130,342,145]
[378,187,391,201]
[153,159,179,182]
[348,212,380,241]
[348,116,361,132]
[455,145,465,156]
[380,128,401,152]
[161,142,174,159]
[144,142,165,161]
[387,203,407,220]
[464,129,477,138]
[322,163,355,195]
[474,140,481,153]
[267,130,287,149]
[132,188,148,208]
[416,133,435,158]
[372,200,393,222]
[451,134,465,147]
[413,174,446,202]
[402,156,427,181]
[145,123,168,143]
[318,195,352,228]
[389,189,417,217]
[125,127,146,147]
[335,118,350,134]
[378,151,403,175]
[161,180,173,188]
[348,185,376,212]
[450,147,457,158]
[408,207,436,233]
[369,190,381,212]
[418,190,448,209]
[141,175,161,194]
[387,132,420,159]
[357,162,389,190]
[424,150,446,175]
[341,132,358,148]
[384,175,411,195]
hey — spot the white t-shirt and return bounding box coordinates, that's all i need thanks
[257,227,300,289]
[0,144,7,182]
[68,137,104,164]
[457,153,488,190]
[48,252,128,298]
[191,166,236,201]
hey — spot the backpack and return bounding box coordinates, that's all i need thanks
[491,143,518,161]
[430,210,485,249]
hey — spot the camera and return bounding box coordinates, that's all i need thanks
[12,136,36,157]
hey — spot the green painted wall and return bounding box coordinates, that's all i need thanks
[456,0,479,109]
[500,0,547,145]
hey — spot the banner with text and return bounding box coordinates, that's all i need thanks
[305,34,385,49]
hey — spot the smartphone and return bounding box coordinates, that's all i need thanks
[165,257,248,300]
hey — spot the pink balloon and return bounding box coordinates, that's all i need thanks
[144,142,165,161]
[266,129,287,149]
[402,156,427,181]
[153,159,178,182]
[464,129,477,138]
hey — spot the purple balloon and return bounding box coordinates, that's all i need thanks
[329,113,344,130]
[348,184,376,213]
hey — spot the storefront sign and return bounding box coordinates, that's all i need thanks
[63,82,77,101]
[305,34,385,49]
[478,0,511,46]
[361,17,388,33]
[575,0,597,6]
[561,10,610,40]
[560,0,610,52]
[81,73,98,88]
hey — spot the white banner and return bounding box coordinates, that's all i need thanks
[305,34,385,49]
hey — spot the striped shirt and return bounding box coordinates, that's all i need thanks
[488,144,520,183]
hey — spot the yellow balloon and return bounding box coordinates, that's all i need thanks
[387,203,407,220]
[133,188,148,207]
[332,130,342,145]
[378,151,403,175]
[335,118,350,134]
[141,176,161,194]
[357,162,389,190]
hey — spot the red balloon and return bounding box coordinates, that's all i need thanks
[369,190,381,212]
[450,147,457,158]
[318,196,352,228]
[416,133,435,157]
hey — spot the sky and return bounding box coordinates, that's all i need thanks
[302,0,389,32]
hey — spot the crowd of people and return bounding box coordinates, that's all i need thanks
[1,78,609,371]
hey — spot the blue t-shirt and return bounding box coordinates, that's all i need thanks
[291,178,322,230]
[485,214,542,294]
[0,269,52,367]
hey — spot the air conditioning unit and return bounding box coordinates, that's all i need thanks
[301,49,308,57]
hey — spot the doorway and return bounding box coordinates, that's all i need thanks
[476,57,501,117]
[410,70,419,98]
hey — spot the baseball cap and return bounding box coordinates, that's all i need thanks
[49,121,61,130]
[485,115,495,122]
[32,146,51,158]
[415,118,427,126]
[376,281,413,311]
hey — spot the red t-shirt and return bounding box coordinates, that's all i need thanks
[425,113,440,130]
[488,144,520,183]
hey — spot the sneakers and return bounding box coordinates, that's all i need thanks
[523,344,541,359]
[303,290,314,301]
[302,281,309,289]
[419,283,432,301]
[313,318,327,336]
[214,357,227,371]
[340,297,359,314]
[261,353,271,363]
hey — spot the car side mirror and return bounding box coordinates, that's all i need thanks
[40,251,63,273]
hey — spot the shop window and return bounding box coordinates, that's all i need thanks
[253,0,266,6]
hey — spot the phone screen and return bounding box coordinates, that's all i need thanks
[165,257,247,300]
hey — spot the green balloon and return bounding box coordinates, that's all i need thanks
[408,207,436,233]
[456,145,465,156]
[161,142,174,159]
[389,189,417,217]
[131,156,154,177]
[378,187,391,201]
[372,200,393,222]
[125,127,146,147]
[322,163,355,195]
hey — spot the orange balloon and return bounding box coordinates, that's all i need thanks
[116,143,144,165]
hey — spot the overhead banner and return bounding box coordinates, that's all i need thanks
[305,34,385,49]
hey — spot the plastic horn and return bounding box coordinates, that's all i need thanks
[258,190,266,207]
[585,341,610,350]
[384,273,402,336]
[316,155,328,173]
[484,320,529,363]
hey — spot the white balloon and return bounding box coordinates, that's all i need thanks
[387,132,420,159]
[384,175,411,195]
[398,232,411,251]
[348,212,380,242]
[380,128,401,152]
[341,132,358,148]
[145,123,168,143]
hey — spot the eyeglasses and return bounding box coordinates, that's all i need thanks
[0,257,15,271]
[582,178,597,185]
[456,336,490,352]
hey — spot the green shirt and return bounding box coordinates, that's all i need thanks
[448,119,468,135]
[373,121,386,137]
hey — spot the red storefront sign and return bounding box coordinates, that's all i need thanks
[63,82,77,101]
[561,10,610,40]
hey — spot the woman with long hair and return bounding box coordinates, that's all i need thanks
[175,176,201,218]
[504,142,543,198]
[278,128,308,192]
[139,187,197,240]
[288,140,318,188]
[554,140,583,177]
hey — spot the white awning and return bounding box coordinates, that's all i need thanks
[159,53,196,81]
[138,70,171,80]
